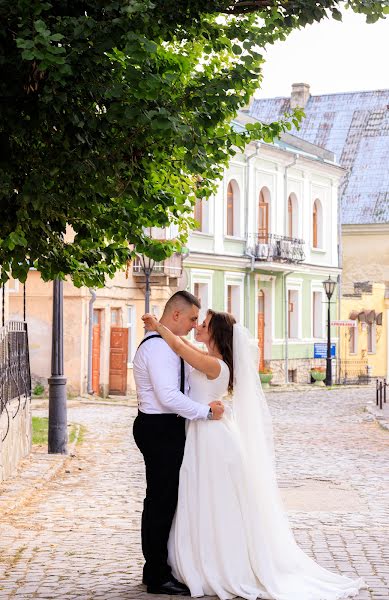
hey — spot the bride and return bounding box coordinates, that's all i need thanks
[142,309,365,600]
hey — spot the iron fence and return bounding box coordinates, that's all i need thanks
[336,359,370,385]
[247,233,305,264]
[0,321,31,441]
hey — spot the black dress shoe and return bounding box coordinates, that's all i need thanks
[147,578,190,595]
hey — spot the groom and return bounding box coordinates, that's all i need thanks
[133,291,224,596]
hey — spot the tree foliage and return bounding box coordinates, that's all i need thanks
[0,0,386,286]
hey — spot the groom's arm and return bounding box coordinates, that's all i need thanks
[148,348,210,420]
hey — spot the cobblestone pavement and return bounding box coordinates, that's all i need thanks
[0,388,387,600]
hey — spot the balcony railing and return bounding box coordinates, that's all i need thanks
[0,321,31,440]
[247,233,305,264]
[132,253,183,278]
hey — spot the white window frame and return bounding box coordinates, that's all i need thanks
[151,305,160,318]
[311,286,325,339]
[349,324,358,355]
[224,272,245,323]
[191,270,213,323]
[225,178,242,239]
[287,279,303,340]
[127,305,137,367]
[7,277,19,293]
[311,196,325,251]
[367,322,376,354]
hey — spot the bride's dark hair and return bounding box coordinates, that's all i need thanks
[207,309,236,393]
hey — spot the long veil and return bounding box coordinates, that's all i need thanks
[232,324,365,600]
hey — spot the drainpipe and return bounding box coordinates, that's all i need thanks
[87,288,96,394]
[244,142,260,329]
[283,155,298,384]
[336,180,343,384]
[284,270,296,384]
[284,154,299,236]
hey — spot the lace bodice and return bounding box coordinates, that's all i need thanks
[189,358,230,405]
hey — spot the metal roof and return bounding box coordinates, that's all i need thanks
[250,90,389,225]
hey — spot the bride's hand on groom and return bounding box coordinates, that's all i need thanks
[142,313,158,331]
[209,400,224,420]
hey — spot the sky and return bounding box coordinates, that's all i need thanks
[256,9,389,99]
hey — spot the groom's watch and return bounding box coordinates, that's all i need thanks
[207,407,213,420]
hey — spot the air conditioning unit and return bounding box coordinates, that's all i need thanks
[256,243,269,259]
[280,240,291,258]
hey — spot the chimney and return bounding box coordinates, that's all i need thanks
[290,83,310,109]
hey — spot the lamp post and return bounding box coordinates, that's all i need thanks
[322,275,337,387]
[137,253,156,315]
[48,279,67,453]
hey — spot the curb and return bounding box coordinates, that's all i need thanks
[0,422,82,517]
[364,402,389,431]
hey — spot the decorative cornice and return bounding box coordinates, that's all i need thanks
[342,223,389,235]
[184,252,340,275]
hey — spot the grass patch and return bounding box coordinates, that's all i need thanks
[32,417,82,445]
[32,416,49,445]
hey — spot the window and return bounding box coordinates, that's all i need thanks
[226,179,240,237]
[288,193,298,238]
[288,289,299,338]
[194,198,203,232]
[226,284,241,319]
[7,277,19,293]
[349,325,357,354]
[193,282,209,322]
[127,305,136,364]
[312,291,323,338]
[258,187,270,242]
[193,198,210,233]
[111,308,121,326]
[227,182,234,236]
[312,199,323,248]
[151,305,160,318]
[367,322,376,354]
[225,275,244,322]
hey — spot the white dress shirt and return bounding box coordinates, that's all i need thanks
[133,333,209,420]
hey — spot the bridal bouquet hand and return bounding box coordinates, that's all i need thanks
[142,313,159,331]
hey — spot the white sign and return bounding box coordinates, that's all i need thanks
[330,320,356,327]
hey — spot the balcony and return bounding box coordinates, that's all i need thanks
[132,253,183,285]
[247,233,305,264]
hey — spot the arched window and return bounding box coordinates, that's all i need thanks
[194,198,202,231]
[258,187,270,242]
[312,199,323,248]
[288,193,298,238]
[226,180,240,237]
[227,182,234,236]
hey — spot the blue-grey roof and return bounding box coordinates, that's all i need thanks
[250,90,389,225]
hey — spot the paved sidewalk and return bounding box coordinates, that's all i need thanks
[0,389,387,599]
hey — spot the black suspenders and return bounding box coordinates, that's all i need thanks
[137,334,185,394]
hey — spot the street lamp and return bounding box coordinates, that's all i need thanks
[322,275,337,387]
[137,253,155,315]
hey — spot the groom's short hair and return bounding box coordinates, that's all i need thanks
[164,290,201,313]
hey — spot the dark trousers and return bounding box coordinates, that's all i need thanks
[133,411,186,587]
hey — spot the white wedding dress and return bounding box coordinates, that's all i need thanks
[168,326,365,600]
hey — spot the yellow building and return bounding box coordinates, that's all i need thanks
[340,281,388,381]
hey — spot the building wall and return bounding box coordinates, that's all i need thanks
[342,226,389,287]
[340,283,388,379]
[8,270,177,396]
